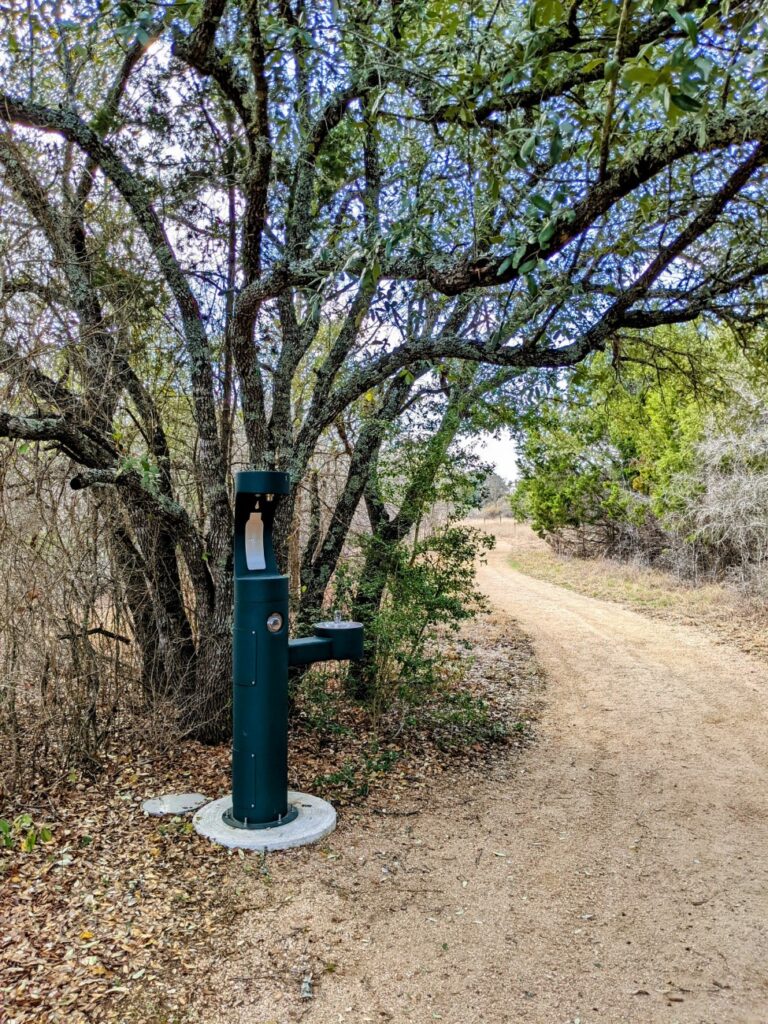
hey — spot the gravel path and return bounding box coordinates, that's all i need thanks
[212,526,768,1023]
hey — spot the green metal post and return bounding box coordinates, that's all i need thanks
[225,471,295,829]
[224,471,364,832]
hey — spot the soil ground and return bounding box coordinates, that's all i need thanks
[205,522,768,1024]
[502,520,768,661]
[1,562,539,1024]
[5,523,768,1023]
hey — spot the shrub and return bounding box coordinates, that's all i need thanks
[338,521,494,709]
[670,415,768,580]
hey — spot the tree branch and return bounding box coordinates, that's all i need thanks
[286,71,380,259]
[0,91,228,510]
[426,0,740,126]
[301,370,416,613]
[0,411,110,466]
[241,0,272,281]
[172,0,255,139]
[315,146,765,421]
[74,21,163,211]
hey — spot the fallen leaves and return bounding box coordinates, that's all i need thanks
[1,613,543,1023]
[1,741,233,1023]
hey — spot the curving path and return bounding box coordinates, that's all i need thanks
[218,527,768,1023]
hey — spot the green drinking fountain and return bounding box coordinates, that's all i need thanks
[193,471,363,851]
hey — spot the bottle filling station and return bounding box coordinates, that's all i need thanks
[193,471,364,850]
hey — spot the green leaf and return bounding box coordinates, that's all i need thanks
[667,6,687,32]
[580,58,604,73]
[549,128,563,164]
[520,134,536,162]
[694,56,714,81]
[497,254,515,276]
[683,13,699,45]
[670,92,702,112]
[39,827,53,843]
[531,195,553,214]
[533,0,565,26]
[538,222,556,247]
[0,819,10,836]
[512,243,529,269]
[623,64,658,87]
[638,196,656,223]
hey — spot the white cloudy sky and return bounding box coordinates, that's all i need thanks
[468,428,518,483]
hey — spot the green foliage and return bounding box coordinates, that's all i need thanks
[511,325,768,570]
[116,453,162,493]
[293,672,353,739]
[372,413,490,524]
[311,744,401,800]
[0,814,53,853]
[341,521,494,706]
[510,331,730,537]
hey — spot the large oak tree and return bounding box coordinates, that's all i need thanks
[1,0,766,738]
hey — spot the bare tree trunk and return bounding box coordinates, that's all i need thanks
[297,377,414,625]
[185,586,232,743]
[107,495,228,740]
[289,483,302,608]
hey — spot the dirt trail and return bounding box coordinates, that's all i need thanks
[217,526,768,1024]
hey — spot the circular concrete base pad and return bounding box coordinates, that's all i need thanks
[192,791,336,851]
[142,792,208,816]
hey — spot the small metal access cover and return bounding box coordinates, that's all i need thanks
[141,792,208,816]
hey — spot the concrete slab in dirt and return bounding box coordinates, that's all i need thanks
[141,793,208,816]
[192,791,336,851]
